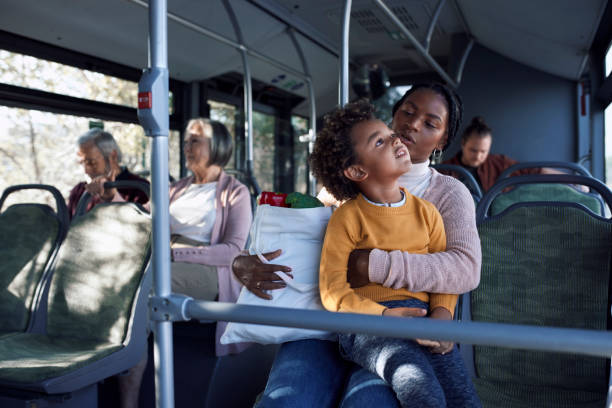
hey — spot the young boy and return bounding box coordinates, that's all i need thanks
[310,100,480,407]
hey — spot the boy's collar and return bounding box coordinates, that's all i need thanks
[361,188,406,207]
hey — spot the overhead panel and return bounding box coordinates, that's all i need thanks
[459,0,608,79]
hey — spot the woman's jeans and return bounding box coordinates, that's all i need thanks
[256,299,480,408]
[256,339,350,408]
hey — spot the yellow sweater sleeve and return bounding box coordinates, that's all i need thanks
[319,205,387,315]
[425,204,459,317]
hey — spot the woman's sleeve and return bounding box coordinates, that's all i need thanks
[369,180,481,294]
[173,183,252,267]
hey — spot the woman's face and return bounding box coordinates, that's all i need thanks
[391,88,448,164]
[461,133,492,168]
[184,123,212,170]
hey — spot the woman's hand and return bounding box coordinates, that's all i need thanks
[420,307,454,354]
[347,249,372,288]
[232,249,293,300]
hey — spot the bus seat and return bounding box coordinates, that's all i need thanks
[497,160,592,180]
[432,163,483,204]
[224,168,261,214]
[461,175,612,408]
[0,185,68,336]
[490,182,604,216]
[0,202,151,405]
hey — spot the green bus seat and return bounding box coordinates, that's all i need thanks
[490,183,603,216]
[462,175,612,408]
[0,202,151,401]
[0,185,68,336]
[432,163,483,204]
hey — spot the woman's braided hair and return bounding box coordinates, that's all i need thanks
[309,100,376,201]
[391,82,463,152]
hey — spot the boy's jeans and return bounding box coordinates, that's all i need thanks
[339,299,481,408]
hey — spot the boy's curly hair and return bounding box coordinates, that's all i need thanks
[309,100,375,201]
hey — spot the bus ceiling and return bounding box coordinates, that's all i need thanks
[0,0,609,116]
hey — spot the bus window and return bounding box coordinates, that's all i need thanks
[253,111,275,192]
[209,100,237,170]
[0,107,180,206]
[372,85,411,125]
[0,49,138,108]
[292,115,309,194]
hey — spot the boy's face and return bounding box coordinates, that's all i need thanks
[348,119,412,182]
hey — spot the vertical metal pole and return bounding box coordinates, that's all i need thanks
[148,1,174,407]
[340,0,352,106]
[454,38,474,84]
[424,0,446,52]
[287,28,318,195]
[306,78,317,194]
[223,0,260,194]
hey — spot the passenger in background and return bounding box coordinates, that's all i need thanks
[67,129,149,220]
[68,129,149,408]
[169,118,252,357]
[443,116,544,192]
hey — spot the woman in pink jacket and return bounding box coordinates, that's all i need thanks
[170,118,252,357]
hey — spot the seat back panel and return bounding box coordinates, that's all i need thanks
[46,203,151,345]
[473,205,612,392]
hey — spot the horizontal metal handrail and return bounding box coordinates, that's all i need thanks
[188,300,612,358]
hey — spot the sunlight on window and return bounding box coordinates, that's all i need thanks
[253,111,275,192]
[0,49,138,107]
[0,106,180,206]
[292,116,309,194]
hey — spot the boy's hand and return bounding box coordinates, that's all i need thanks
[383,308,445,349]
[382,307,427,318]
[418,307,454,354]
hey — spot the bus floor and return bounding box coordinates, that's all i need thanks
[99,321,279,408]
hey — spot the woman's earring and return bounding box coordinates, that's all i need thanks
[431,148,442,164]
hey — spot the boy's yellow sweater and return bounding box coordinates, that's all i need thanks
[319,189,457,316]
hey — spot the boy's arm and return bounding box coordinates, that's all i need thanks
[319,209,386,315]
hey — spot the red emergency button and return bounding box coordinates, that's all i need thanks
[138,92,152,109]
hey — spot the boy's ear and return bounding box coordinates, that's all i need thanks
[343,165,368,182]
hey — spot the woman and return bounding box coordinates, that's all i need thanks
[232,83,481,407]
[443,116,542,192]
[170,117,252,356]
